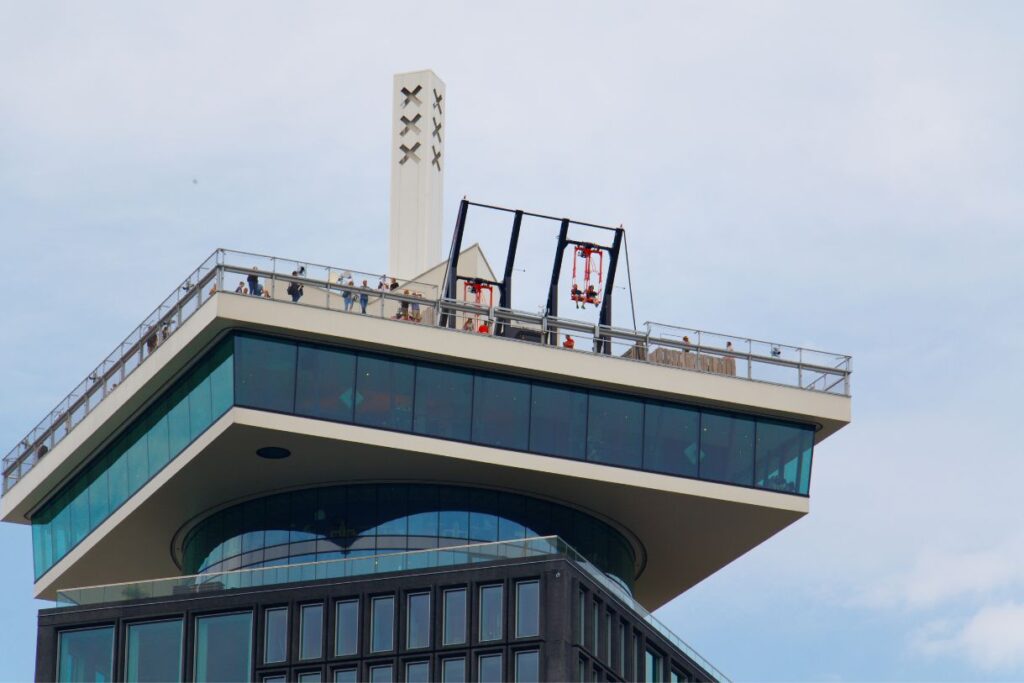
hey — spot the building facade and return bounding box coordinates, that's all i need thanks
[3,246,851,682]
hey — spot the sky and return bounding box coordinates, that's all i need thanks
[1,1,1023,680]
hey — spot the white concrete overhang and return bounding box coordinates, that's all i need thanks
[2,293,849,610]
[33,407,808,610]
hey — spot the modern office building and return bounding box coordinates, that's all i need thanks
[1,72,851,682]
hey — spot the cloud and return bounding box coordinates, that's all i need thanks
[912,604,1024,672]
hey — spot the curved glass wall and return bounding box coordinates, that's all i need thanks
[181,483,637,591]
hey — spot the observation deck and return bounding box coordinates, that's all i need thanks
[3,248,851,498]
[2,248,851,607]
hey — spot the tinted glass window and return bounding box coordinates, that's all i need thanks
[529,383,587,459]
[299,603,323,660]
[516,581,540,638]
[441,657,466,683]
[443,588,467,645]
[298,673,322,683]
[479,584,504,641]
[333,669,357,683]
[295,345,357,422]
[194,612,252,683]
[370,595,395,652]
[645,649,662,683]
[368,664,393,683]
[755,419,814,494]
[414,364,472,440]
[234,335,297,413]
[406,592,431,649]
[515,650,539,683]
[354,354,414,430]
[699,411,755,486]
[406,661,429,683]
[587,393,642,468]
[643,402,699,477]
[472,373,530,450]
[126,619,183,682]
[263,607,287,664]
[334,600,358,657]
[58,626,113,683]
[479,654,503,683]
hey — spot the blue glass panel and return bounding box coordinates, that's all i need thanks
[529,383,587,460]
[469,488,498,542]
[407,486,438,538]
[479,584,503,641]
[263,607,287,664]
[265,493,290,548]
[334,600,358,656]
[221,505,243,562]
[586,392,642,468]
[442,588,467,645]
[58,626,113,683]
[376,485,407,538]
[194,611,252,683]
[369,665,393,683]
[299,603,324,660]
[290,489,319,543]
[498,492,526,540]
[643,402,699,477]
[406,661,430,683]
[514,650,539,683]
[438,486,469,541]
[479,654,503,683]
[516,580,540,638]
[699,411,755,486]
[406,592,431,649]
[126,619,183,682]
[413,364,472,440]
[755,419,814,494]
[472,373,530,450]
[441,658,465,683]
[295,344,357,422]
[334,670,357,683]
[354,354,414,431]
[370,595,395,652]
[234,335,297,413]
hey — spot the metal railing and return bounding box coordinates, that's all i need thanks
[3,247,851,496]
[53,535,728,682]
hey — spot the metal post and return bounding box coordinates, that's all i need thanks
[545,219,571,346]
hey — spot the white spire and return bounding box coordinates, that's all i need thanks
[388,69,445,281]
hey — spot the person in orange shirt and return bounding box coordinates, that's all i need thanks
[563,335,575,349]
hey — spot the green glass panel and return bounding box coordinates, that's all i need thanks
[166,385,191,456]
[529,383,587,460]
[67,476,90,546]
[413,364,472,440]
[146,414,170,476]
[586,392,643,468]
[194,612,252,683]
[51,497,71,560]
[234,335,297,413]
[58,626,114,683]
[699,411,755,486]
[106,440,129,510]
[125,428,149,495]
[126,619,183,682]
[643,401,699,477]
[471,373,530,450]
[85,462,110,532]
[188,375,213,441]
[755,419,813,494]
[209,341,235,417]
[295,344,356,422]
[354,354,414,431]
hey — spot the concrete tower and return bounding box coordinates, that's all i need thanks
[389,70,445,281]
